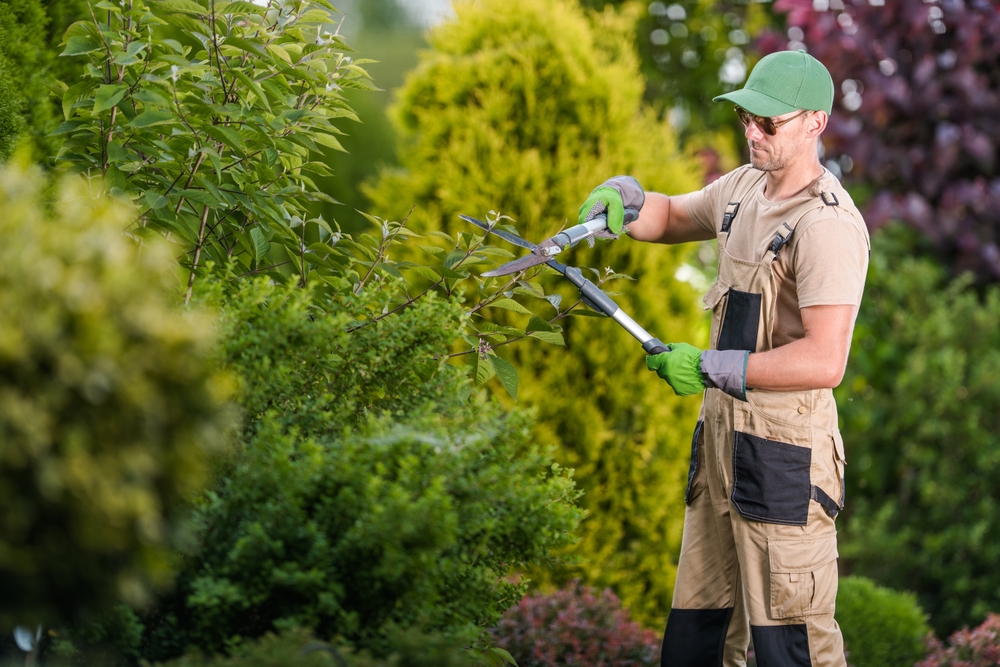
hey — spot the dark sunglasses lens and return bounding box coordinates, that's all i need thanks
[735,107,776,135]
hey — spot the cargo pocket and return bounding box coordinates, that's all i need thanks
[718,288,761,352]
[768,533,839,619]
[731,431,811,526]
[685,421,704,505]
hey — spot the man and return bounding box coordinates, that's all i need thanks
[578,51,869,667]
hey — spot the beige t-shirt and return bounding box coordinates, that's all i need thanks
[686,165,871,348]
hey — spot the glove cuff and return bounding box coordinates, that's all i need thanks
[700,349,748,401]
[603,175,645,211]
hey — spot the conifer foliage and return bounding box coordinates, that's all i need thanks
[367,0,708,625]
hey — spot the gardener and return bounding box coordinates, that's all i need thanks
[578,50,869,667]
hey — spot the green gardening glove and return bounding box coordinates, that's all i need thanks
[645,342,706,397]
[577,176,645,234]
[646,344,750,401]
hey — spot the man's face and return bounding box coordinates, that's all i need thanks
[741,108,813,172]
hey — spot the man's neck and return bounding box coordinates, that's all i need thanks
[761,157,825,202]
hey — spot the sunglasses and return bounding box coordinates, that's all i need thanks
[734,106,809,135]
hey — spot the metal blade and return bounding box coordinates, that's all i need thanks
[480,252,552,277]
[458,214,537,250]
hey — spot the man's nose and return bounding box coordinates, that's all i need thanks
[744,120,765,141]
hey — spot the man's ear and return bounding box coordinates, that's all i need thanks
[807,110,829,137]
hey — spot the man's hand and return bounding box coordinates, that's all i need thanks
[646,343,706,396]
[578,176,645,234]
[647,343,750,400]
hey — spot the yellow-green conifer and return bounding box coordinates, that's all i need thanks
[367,0,710,625]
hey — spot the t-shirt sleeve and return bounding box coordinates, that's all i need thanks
[683,169,735,236]
[792,214,870,308]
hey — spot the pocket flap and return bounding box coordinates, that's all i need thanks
[768,533,838,574]
[833,430,846,463]
[702,280,727,311]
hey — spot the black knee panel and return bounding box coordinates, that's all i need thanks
[751,624,811,666]
[661,607,733,667]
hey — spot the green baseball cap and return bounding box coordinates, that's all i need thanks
[713,50,834,117]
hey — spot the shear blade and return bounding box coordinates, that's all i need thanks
[481,252,550,277]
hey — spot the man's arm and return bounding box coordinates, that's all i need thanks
[745,304,858,391]
[627,193,716,244]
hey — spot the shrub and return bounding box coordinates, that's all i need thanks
[835,225,1000,635]
[835,576,930,667]
[366,0,709,626]
[0,160,232,627]
[491,581,661,667]
[917,613,1000,667]
[137,277,583,661]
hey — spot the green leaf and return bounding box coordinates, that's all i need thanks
[475,355,496,385]
[231,69,271,112]
[487,298,531,315]
[526,315,556,332]
[490,355,519,400]
[218,0,265,14]
[404,265,441,282]
[129,110,176,127]
[93,85,128,113]
[313,132,345,152]
[266,43,293,65]
[61,35,102,56]
[202,124,246,153]
[156,0,209,15]
[250,227,271,263]
[528,331,564,346]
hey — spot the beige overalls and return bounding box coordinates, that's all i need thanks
[661,181,861,667]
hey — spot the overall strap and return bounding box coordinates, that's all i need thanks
[764,190,840,264]
[719,174,764,235]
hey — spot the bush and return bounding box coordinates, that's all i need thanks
[0,160,232,627]
[155,628,476,667]
[835,576,930,667]
[137,277,583,661]
[835,225,1000,635]
[491,581,661,667]
[917,613,1000,667]
[366,0,709,626]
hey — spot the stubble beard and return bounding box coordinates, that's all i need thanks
[748,142,785,172]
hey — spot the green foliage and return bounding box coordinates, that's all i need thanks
[0,160,233,627]
[54,0,375,299]
[155,628,479,667]
[138,276,583,661]
[0,55,24,160]
[835,576,930,667]
[366,0,708,626]
[0,0,62,159]
[837,224,1000,635]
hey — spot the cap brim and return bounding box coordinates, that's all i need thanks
[713,88,799,117]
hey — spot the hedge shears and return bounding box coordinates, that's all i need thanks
[459,213,668,355]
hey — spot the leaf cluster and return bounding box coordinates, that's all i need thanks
[836,224,1000,635]
[54,0,374,299]
[135,274,583,661]
[0,161,233,628]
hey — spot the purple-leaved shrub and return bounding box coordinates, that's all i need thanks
[917,613,1000,667]
[491,581,660,667]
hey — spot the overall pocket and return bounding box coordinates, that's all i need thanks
[768,532,839,619]
[718,288,761,352]
[685,420,704,505]
[731,431,811,526]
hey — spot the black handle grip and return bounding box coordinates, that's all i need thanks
[623,207,640,225]
[642,338,668,355]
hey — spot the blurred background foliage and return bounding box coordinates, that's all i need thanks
[0,0,999,662]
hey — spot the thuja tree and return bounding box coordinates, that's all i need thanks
[0,160,232,628]
[367,0,708,626]
[765,0,1000,281]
